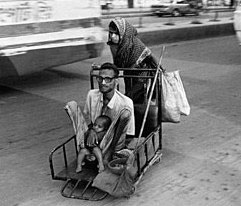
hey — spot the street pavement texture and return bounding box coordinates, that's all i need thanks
[137,17,234,45]
[0,11,240,206]
[1,35,241,206]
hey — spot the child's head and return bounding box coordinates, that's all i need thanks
[93,115,111,133]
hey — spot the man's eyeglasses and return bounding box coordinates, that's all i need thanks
[96,76,116,83]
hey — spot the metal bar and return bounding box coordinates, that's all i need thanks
[92,68,157,71]
[144,142,148,166]
[159,72,163,150]
[49,135,76,180]
[81,180,93,196]
[152,133,156,152]
[61,179,72,197]
[91,188,98,199]
[63,145,68,168]
[134,150,162,187]
[74,136,78,157]
[69,179,81,197]
[50,135,76,154]
[90,69,94,89]
[91,74,155,79]
[49,153,55,179]
[136,152,141,176]
[133,127,159,155]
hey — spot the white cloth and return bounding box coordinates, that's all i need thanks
[64,101,88,149]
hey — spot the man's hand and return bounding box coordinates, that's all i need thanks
[86,128,98,147]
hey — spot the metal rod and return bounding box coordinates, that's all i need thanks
[69,179,81,197]
[49,154,55,179]
[81,180,93,196]
[63,145,68,168]
[92,68,157,71]
[49,135,76,180]
[74,136,78,157]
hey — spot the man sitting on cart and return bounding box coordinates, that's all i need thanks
[83,62,135,165]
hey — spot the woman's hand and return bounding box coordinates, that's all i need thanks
[86,128,98,147]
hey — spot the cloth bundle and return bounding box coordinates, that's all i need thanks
[161,70,190,123]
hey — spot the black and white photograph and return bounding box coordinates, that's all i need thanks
[1,0,241,205]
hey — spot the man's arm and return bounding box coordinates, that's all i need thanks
[85,128,98,147]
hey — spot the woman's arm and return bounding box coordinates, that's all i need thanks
[143,54,166,72]
[142,54,158,68]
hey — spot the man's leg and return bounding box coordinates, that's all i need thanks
[92,147,104,173]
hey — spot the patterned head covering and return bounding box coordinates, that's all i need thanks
[108,17,147,68]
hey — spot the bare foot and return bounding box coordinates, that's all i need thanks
[98,164,104,173]
[76,165,82,173]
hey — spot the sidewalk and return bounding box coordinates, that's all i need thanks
[101,6,235,45]
[137,17,234,46]
[101,6,235,18]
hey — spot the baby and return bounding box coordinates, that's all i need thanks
[76,115,111,173]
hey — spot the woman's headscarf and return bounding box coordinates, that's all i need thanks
[108,17,148,68]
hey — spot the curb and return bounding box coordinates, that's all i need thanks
[138,22,235,46]
[102,12,152,19]
[101,7,235,19]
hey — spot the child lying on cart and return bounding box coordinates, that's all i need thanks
[76,115,112,173]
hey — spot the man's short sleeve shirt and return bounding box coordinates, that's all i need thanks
[83,89,135,135]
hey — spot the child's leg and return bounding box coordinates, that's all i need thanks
[92,147,104,172]
[76,148,90,173]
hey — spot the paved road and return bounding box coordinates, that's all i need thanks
[0,35,241,206]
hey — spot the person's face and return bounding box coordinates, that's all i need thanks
[98,69,117,94]
[109,30,120,44]
[93,118,105,133]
